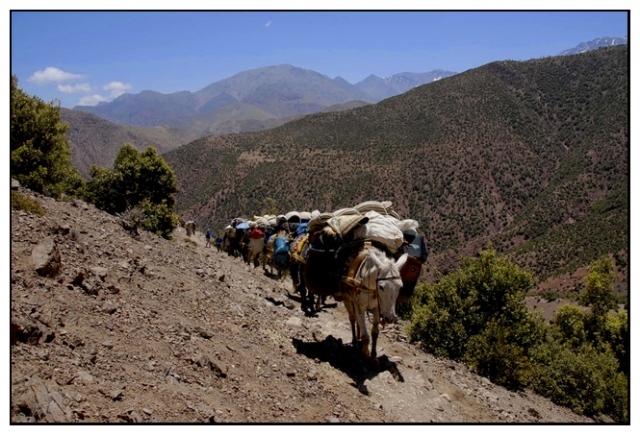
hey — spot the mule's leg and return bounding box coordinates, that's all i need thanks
[290,263,299,292]
[343,299,358,347]
[300,286,308,312]
[293,264,307,312]
[302,275,314,314]
[299,266,316,314]
[314,295,323,312]
[370,306,380,360]
[301,287,312,314]
[356,308,370,358]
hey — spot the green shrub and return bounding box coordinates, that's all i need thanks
[581,256,617,320]
[10,75,84,197]
[530,340,628,422]
[602,310,629,375]
[408,246,542,383]
[84,144,179,239]
[11,191,45,215]
[138,199,179,240]
[407,283,469,358]
[551,304,587,348]
[464,318,533,390]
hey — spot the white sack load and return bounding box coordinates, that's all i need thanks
[308,212,334,233]
[354,201,402,219]
[300,211,311,222]
[334,207,360,217]
[353,211,404,254]
[395,219,419,233]
[285,211,301,222]
[254,214,275,222]
[256,218,270,229]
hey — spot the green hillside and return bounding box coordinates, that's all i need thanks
[164,46,628,290]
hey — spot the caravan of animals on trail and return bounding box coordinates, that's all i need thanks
[186,201,427,360]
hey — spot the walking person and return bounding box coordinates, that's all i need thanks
[206,229,212,248]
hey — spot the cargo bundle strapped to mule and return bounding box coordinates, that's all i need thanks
[339,241,378,295]
[301,201,427,302]
[303,230,344,297]
[303,232,390,298]
[273,236,290,270]
[396,229,428,302]
[290,233,309,264]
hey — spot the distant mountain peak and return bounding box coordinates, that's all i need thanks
[559,36,627,56]
[332,76,351,85]
[355,70,458,102]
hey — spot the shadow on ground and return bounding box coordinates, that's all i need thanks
[292,335,404,394]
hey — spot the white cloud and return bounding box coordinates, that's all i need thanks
[77,94,111,106]
[75,81,133,106]
[265,21,272,27]
[104,81,132,98]
[27,67,84,85]
[58,83,92,93]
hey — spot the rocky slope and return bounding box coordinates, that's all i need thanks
[10,187,596,423]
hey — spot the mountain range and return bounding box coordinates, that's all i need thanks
[161,45,628,293]
[73,65,457,137]
[69,35,627,142]
[559,36,628,56]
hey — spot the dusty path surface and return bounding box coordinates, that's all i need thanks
[10,187,595,423]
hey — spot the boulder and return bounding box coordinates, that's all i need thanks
[54,223,71,235]
[207,359,228,378]
[89,266,108,281]
[13,376,72,422]
[32,238,61,278]
[11,316,55,345]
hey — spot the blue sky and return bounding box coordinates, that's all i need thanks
[10,9,629,108]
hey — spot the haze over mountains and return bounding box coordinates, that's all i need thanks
[60,108,198,178]
[162,45,628,293]
[73,65,457,137]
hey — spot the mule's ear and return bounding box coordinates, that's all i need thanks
[395,253,409,270]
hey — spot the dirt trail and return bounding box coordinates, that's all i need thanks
[10,187,595,423]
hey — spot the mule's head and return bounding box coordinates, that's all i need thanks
[371,250,408,324]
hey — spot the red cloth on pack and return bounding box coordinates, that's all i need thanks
[250,228,264,239]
